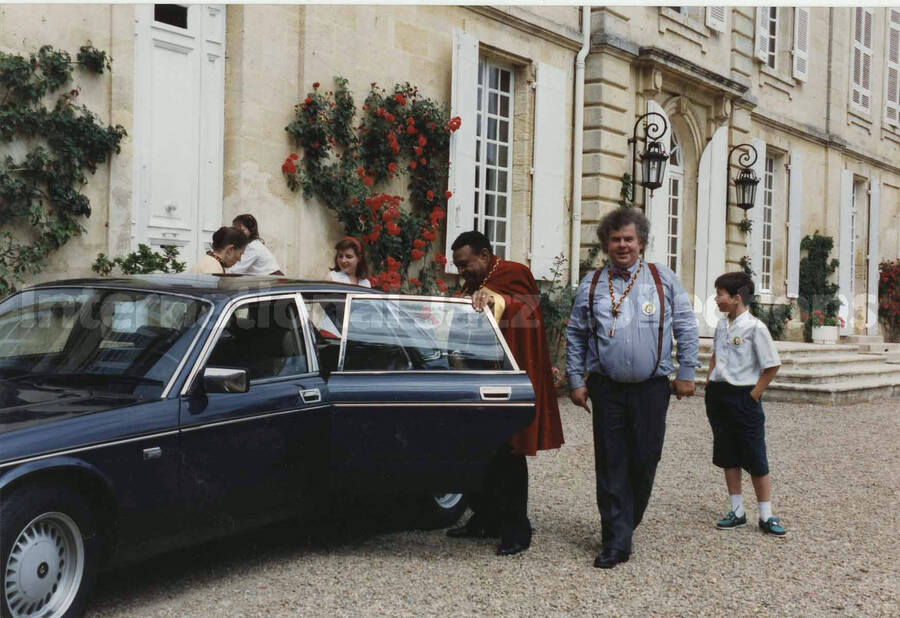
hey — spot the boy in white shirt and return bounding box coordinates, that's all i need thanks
[705,271,786,536]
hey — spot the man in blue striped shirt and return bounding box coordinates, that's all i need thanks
[566,207,699,569]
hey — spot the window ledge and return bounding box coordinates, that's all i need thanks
[882,121,900,145]
[658,9,710,52]
[759,64,795,89]
[848,107,873,134]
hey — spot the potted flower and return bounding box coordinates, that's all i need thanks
[810,310,842,344]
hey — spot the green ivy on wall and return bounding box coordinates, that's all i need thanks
[0,44,125,295]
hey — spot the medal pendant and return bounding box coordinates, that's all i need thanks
[610,310,618,337]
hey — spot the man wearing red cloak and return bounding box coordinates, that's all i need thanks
[446,231,564,556]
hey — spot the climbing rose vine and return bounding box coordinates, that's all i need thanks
[283,77,460,293]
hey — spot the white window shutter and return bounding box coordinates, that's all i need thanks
[694,125,729,337]
[838,169,854,334]
[748,139,767,292]
[867,181,880,335]
[755,7,770,62]
[644,100,670,266]
[786,151,804,298]
[445,29,479,273]
[792,7,810,81]
[851,8,875,112]
[530,62,567,281]
[885,11,900,125]
[706,7,727,33]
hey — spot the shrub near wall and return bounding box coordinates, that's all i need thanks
[879,259,900,342]
[282,78,459,294]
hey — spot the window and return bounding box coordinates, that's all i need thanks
[154,4,188,29]
[885,10,900,125]
[207,298,307,380]
[342,298,511,372]
[474,59,514,259]
[851,7,874,112]
[765,8,778,69]
[761,157,776,293]
[305,294,347,374]
[666,132,683,273]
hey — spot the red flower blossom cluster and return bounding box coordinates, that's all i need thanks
[448,116,461,132]
[281,152,299,174]
[434,253,447,266]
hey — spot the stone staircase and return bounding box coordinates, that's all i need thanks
[687,337,900,406]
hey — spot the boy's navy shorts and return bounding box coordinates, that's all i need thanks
[704,381,770,476]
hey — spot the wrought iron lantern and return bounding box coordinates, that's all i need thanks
[727,144,760,211]
[628,112,670,201]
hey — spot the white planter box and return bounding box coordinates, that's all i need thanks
[812,325,840,344]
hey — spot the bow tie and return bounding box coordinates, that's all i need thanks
[610,266,632,280]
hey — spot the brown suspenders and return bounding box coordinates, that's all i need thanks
[588,261,666,378]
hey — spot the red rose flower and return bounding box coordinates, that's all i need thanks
[410,278,422,287]
[394,93,407,105]
[413,239,426,249]
[304,97,312,105]
[289,152,299,160]
[414,146,423,156]
[422,229,436,241]
[426,190,434,200]
[356,166,365,177]
[385,113,395,124]
[445,190,453,199]
[387,162,396,174]
[406,125,417,135]
[411,249,424,261]
[434,254,447,266]
[418,135,427,147]
[436,279,448,292]
[313,82,320,89]
[448,116,462,131]
[363,176,374,186]
[419,158,426,165]
[386,222,401,236]
[409,161,417,170]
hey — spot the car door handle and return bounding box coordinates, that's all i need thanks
[480,386,511,401]
[143,447,162,460]
[299,388,321,404]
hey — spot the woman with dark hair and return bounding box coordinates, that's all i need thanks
[189,226,250,274]
[228,213,283,275]
[327,237,371,287]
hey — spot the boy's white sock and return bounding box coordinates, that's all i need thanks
[730,494,744,517]
[759,501,773,521]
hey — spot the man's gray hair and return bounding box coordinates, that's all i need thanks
[597,207,650,252]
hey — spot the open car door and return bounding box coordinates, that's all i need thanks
[326,294,535,494]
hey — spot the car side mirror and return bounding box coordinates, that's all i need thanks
[203,367,249,394]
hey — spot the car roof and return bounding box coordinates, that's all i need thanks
[27,274,379,302]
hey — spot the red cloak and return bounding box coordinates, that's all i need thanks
[472,257,564,456]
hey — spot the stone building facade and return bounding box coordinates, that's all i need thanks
[2,5,898,338]
[585,7,900,337]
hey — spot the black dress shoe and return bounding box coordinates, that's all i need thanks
[496,540,530,556]
[593,548,630,569]
[446,523,499,539]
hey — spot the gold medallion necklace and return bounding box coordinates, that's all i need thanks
[477,257,502,292]
[607,260,643,336]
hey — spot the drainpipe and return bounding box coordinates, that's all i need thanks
[571,6,591,288]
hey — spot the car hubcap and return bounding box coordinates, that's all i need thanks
[432,493,463,509]
[4,512,84,617]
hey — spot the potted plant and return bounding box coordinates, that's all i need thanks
[810,310,843,344]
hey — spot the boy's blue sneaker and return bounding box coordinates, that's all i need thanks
[759,516,786,536]
[715,510,747,529]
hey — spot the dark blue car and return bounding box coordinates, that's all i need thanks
[0,275,535,617]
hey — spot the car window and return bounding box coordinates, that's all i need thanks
[342,297,513,372]
[0,288,211,398]
[303,294,347,374]
[207,297,307,380]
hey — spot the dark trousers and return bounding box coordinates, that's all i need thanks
[468,445,532,546]
[587,374,671,553]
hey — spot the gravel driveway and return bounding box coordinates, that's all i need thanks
[86,396,899,616]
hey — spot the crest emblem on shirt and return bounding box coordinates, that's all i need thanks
[642,302,656,316]
[731,335,742,346]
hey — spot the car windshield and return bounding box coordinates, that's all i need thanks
[0,287,211,399]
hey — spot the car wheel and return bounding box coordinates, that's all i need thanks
[415,492,468,529]
[1,484,101,618]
